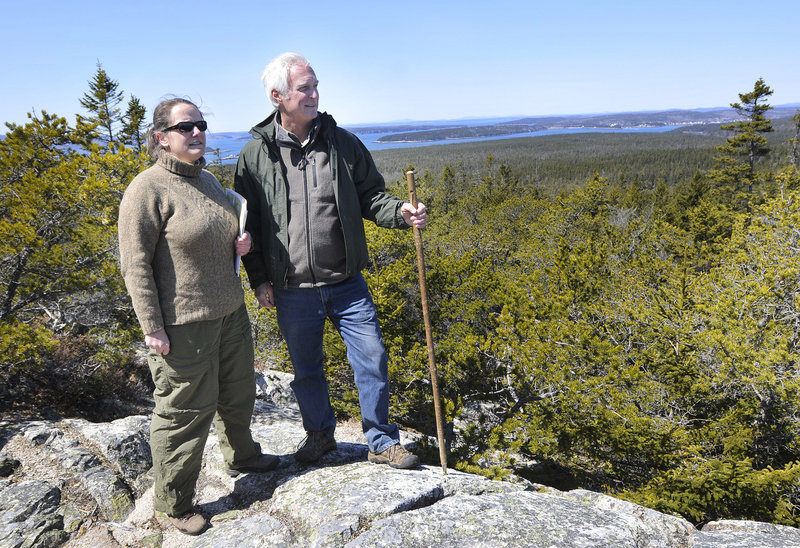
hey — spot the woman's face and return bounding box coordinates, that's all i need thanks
[157,103,206,164]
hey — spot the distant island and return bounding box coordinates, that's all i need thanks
[361,105,800,143]
[203,104,800,160]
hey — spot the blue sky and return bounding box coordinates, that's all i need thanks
[1,0,798,132]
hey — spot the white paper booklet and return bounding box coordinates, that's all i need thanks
[225,189,248,277]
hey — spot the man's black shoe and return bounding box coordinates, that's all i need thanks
[226,452,280,477]
[294,431,337,464]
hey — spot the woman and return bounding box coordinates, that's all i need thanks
[118,98,278,536]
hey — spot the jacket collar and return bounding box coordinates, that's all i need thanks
[250,110,337,149]
[275,115,321,150]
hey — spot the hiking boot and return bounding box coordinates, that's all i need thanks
[168,510,208,535]
[368,443,420,469]
[226,452,280,477]
[294,431,337,463]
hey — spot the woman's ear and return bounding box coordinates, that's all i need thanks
[156,131,169,148]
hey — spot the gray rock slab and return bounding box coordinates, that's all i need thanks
[22,423,64,447]
[437,469,530,497]
[0,455,20,477]
[58,445,103,472]
[0,480,61,527]
[17,420,135,523]
[269,462,445,546]
[63,416,152,483]
[79,466,134,522]
[346,490,655,548]
[264,462,529,547]
[694,519,800,547]
[562,489,694,547]
[255,370,299,409]
[189,514,293,548]
[0,480,66,548]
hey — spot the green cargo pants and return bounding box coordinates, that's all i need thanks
[147,303,259,516]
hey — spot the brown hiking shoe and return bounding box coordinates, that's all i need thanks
[168,510,208,535]
[368,443,420,469]
[226,452,280,477]
[294,431,337,463]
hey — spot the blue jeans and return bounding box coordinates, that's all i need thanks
[274,273,399,454]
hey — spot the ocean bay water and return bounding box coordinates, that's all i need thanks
[204,125,686,164]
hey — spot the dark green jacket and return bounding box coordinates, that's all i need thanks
[234,111,408,289]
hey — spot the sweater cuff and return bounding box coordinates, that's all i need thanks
[138,316,164,337]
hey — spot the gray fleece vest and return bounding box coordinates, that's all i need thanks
[276,122,348,287]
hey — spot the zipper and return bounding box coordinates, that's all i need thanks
[301,151,317,285]
[311,156,318,188]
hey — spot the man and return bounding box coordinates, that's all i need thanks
[234,52,427,469]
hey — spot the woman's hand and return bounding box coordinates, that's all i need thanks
[235,231,252,256]
[145,328,171,355]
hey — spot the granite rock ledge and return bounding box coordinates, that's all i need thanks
[2,370,799,548]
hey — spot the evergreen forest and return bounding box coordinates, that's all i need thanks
[3,67,800,528]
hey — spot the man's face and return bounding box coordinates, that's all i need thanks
[277,64,319,128]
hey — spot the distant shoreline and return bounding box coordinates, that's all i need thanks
[204,125,690,162]
[198,103,799,162]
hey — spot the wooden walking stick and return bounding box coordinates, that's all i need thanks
[406,170,447,474]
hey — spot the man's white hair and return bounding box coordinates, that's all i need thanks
[261,52,312,108]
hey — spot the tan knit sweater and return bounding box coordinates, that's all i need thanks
[118,151,244,335]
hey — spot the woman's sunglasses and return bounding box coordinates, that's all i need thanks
[164,120,208,133]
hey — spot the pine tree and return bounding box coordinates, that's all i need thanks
[688,79,775,249]
[120,95,147,149]
[0,108,148,407]
[0,111,144,325]
[708,78,774,203]
[790,109,800,167]
[722,77,774,170]
[439,163,456,214]
[79,61,124,144]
